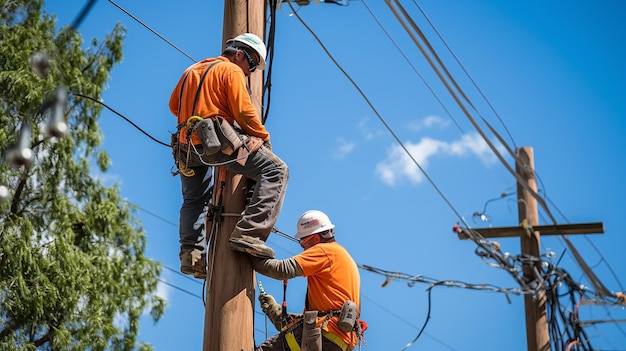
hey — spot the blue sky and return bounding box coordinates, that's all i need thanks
[43,1,625,350]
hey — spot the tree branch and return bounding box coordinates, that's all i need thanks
[10,168,29,215]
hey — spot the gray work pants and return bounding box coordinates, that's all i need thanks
[189,142,288,242]
[178,147,213,250]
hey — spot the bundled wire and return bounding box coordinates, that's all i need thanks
[359,264,524,299]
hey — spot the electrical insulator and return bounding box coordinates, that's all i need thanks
[29,52,50,78]
[44,87,68,137]
[5,122,33,167]
[0,185,9,203]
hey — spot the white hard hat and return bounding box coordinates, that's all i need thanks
[295,210,335,240]
[226,33,267,70]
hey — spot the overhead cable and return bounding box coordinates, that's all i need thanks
[411,0,517,149]
[385,0,558,225]
[107,0,197,62]
[73,93,170,147]
[284,0,532,292]
[359,264,524,298]
[400,284,434,351]
[283,0,469,231]
[385,0,616,305]
[360,0,465,134]
[70,0,97,30]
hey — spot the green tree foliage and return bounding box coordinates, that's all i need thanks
[0,1,166,349]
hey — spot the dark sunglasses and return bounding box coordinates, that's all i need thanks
[240,49,257,72]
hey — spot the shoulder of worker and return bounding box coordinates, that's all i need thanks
[187,56,244,78]
[186,56,228,70]
[318,241,353,257]
[212,55,243,70]
[180,56,228,71]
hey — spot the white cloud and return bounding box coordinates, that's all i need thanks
[142,276,171,317]
[335,137,355,159]
[156,279,171,302]
[357,117,384,140]
[407,115,449,131]
[446,133,499,164]
[375,132,501,186]
[91,170,122,187]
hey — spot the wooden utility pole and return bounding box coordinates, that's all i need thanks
[455,146,604,351]
[516,147,549,351]
[202,1,265,350]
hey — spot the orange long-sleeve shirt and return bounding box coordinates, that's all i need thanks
[169,56,269,145]
[293,242,361,348]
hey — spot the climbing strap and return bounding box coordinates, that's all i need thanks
[281,325,348,351]
[322,330,349,351]
[179,61,221,124]
[172,61,221,176]
[285,331,301,351]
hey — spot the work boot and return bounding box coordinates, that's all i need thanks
[229,235,275,259]
[179,246,207,279]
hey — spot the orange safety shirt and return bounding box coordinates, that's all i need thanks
[293,242,361,348]
[169,56,269,145]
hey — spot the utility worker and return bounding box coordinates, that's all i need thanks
[168,33,289,279]
[251,210,363,351]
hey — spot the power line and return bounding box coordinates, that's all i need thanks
[158,278,203,301]
[283,0,469,232]
[361,295,458,351]
[133,203,178,228]
[361,0,466,134]
[385,0,558,226]
[106,0,197,62]
[70,0,97,30]
[161,264,203,286]
[380,1,624,306]
[410,0,516,150]
[73,93,170,147]
[360,264,524,298]
[401,285,433,351]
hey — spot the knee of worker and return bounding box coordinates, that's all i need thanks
[260,161,288,184]
[261,148,288,175]
[280,163,289,180]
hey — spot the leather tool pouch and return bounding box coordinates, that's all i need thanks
[300,310,322,351]
[338,300,358,333]
[195,118,221,155]
[214,116,243,155]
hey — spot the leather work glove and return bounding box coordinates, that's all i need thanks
[246,136,264,153]
[259,293,283,330]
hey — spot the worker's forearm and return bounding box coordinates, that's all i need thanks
[252,257,303,280]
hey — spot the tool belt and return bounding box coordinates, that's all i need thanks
[190,115,244,156]
[280,310,352,351]
[171,115,246,176]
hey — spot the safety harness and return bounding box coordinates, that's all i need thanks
[278,283,366,351]
[279,312,361,351]
[171,61,221,177]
